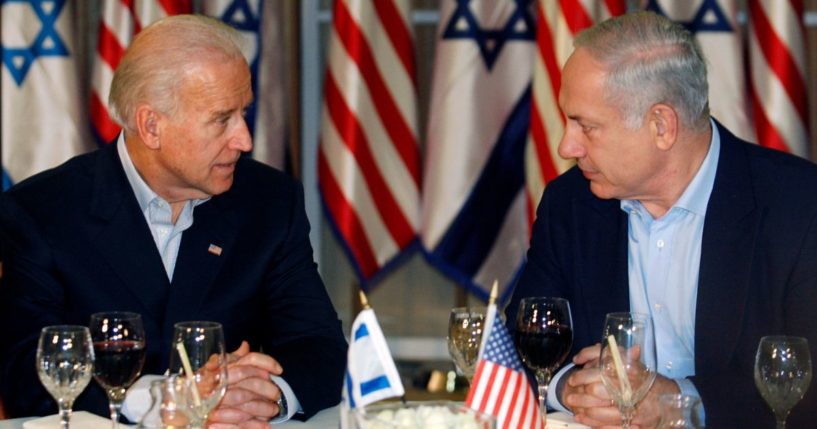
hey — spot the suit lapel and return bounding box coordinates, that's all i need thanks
[695,123,759,371]
[88,144,170,322]
[165,193,241,322]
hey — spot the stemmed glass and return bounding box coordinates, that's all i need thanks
[754,336,812,429]
[447,307,485,384]
[90,312,146,428]
[36,325,95,429]
[169,321,228,428]
[599,312,657,429]
[514,297,573,417]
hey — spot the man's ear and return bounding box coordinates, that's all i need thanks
[134,105,161,150]
[650,104,678,151]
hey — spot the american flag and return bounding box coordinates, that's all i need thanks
[525,0,625,232]
[748,0,810,157]
[466,306,544,429]
[90,0,193,145]
[318,0,420,288]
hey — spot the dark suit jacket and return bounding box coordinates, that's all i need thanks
[0,143,347,420]
[507,121,817,428]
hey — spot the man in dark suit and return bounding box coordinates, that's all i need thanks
[0,15,347,427]
[507,11,817,428]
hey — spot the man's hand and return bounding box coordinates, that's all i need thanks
[207,341,285,428]
[563,344,621,428]
[564,344,682,429]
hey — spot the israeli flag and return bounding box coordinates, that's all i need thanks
[343,308,404,409]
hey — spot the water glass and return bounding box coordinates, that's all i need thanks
[168,321,227,428]
[36,325,95,429]
[599,312,656,429]
[755,336,812,429]
[656,394,703,429]
[447,307,485,383]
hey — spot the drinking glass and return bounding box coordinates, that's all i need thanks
[447,307,485,384]
[514,297,573,418]
[168,321,228,428]
[656,394,703,429]
[754,336,812,429]
[90,312,146,428]
[599,312,656,429]
[36,325,95,429]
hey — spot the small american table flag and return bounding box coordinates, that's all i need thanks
[466,306,544,429]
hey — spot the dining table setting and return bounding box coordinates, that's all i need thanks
[2,295,812,428]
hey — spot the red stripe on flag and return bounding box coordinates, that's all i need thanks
[490,369,511,417]
[157,0,192,15]
[318,150,380,277]
[96,24,126,71]
[90,92,121,144]
[332,0,421,188]
[748,2,809,124]
[323,74,415,248]
[535,5,563,108]
[502,372,524,429]
[530,98,560,182]
[749,85,790,153]
[373,0,417,88]
[559,0,594,35]
[466,360,487,405]
[605,0,627,16]
[478,363,501,412]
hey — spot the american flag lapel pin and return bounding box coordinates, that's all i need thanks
[208,244,223,256]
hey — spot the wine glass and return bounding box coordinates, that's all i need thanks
[754,336,812,429]
[599,312,657,429]
[514,297,573,417]
[447,307,485,384]
[90,312,146,428]
[168,321,228,428]
[36,325,95,429]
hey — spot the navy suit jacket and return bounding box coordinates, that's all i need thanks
[507,121,817,427]
[0,143,347,420]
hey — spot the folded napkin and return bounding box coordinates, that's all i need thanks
[22,411,132,429]
[546,411,591,429]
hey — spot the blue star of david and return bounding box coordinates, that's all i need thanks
[646,0,733,34]
[442,0,535,70]
[218,0,259,32]
[1,0,70,86]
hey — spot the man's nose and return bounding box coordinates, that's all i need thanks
[557,124,585,160]
[230,119,253,153]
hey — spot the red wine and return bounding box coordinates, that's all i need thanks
[515,327,573,371]
[93,340,146,389]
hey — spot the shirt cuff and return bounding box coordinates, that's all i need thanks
[270,375,302,424]
[546,363,575,414]
[674,377,706,423]
[122,374,165,423]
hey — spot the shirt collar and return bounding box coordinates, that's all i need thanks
[117,134,210,214]
[621,118,720,217]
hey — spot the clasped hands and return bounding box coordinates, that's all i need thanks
[562,344,679,429]
[206,340,285,429]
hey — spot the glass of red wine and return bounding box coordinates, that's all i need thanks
[514,297,573,418]
[90,312,146,428]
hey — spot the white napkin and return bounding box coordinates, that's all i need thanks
[546,411,591,429]
[22,411,132,429]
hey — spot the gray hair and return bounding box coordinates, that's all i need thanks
[574,11,710,132]
[109,14,246,132]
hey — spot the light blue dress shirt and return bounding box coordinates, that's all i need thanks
[117,134,207,281]
[621,120,720,418]
[548,121,720,418]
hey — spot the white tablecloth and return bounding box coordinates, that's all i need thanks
[0,407,586,428]
[0,405,339,429]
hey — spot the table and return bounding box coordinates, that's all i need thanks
[0,405,340,429]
